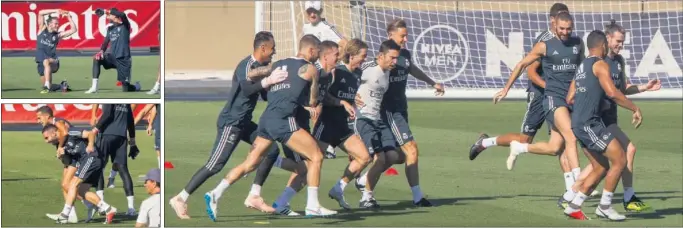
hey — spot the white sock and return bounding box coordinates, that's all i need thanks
[157,156,161,169]
[563,172,575,192]
[563,189,576,202]
[249,184,262,196]
[306,186,320,209]
[212,179,231,200]
[357,172,368,186]
[482,137,497,148]
[337,179,348,192]
[274,187,297,208]
[152,81,160,90]
[600,190,614,206]
[623,187,635,202]
[97,201,111,212]
[178,190,190,202]
[61,204,73,216]
[44,81,50,88]
[512,143,529,154]
[326,145,335,154]
[96,190,104,201]
[411,185,424,202]
[571,168,581,181]
[69,205,77,216]
[109,170,118,179]
[91,79,99,89]
[361,190,373,201]
[126,196,134,209]
[570,192,588,207]
[273,156,283,168]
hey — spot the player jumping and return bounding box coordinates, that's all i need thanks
[562,30,642,221]
[36,9,77,93]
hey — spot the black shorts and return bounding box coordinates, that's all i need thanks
[61,153,78,168]
[257,115,299,144]
[37,59,60,76]
[98,54,132,82]
[97,134,128,166]
[75,154,103,185]
[153,115,161,150]
[573,120,616,154]
[607,123,631,151]
[520,92,546,136]
[313,113,354,148]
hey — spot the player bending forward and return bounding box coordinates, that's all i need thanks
[36,9,77,93]
[562,30,642,221]
[570,21,660,212]
[43,125,118,224]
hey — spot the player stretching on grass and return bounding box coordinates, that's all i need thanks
[570,21,660,213]
[203,35,338,218]
[86,9,141,94]
[168,31,288,220]
[562,30,641,221]
[43,125,118,224]
[36,9,77,93]
[355,19,444,207]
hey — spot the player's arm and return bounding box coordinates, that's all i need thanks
[126,105,136,140]
[619,58,661,95]
[99,28,111,52]
[595,60,640,113]
[55,121,69,149]
[247,63,274,81]
[58,12,78,39]
[134,104,156,125]
[94,104,114,133]
[90,104,100,127]
[81,130,97,153]
[566,80,576,105]
[526,60,546,88]
[504,42,546,91]
[301,64,320,107]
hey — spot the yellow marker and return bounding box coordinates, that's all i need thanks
[254,221,270,225]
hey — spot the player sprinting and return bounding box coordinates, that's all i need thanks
[302,0,349,158]
[93,104,138,216]
[35,9,77,93]
[571,21,660,212]
[355,19,444,207]
[562,30,642,221]
[42,125,118,224]
[202,35,338,218]
[87,9,141,93]
[168,31,287,220]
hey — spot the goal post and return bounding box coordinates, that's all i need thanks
[255,1,683,99]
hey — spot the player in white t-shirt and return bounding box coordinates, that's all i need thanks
[303,1,348,159]
[136,168,161,227]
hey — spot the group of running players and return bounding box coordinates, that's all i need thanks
[34,8,161,95]
[165,1,659,223]
[469,3,661,221]
[38,104,161,226]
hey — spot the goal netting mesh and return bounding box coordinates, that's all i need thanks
[256,1,682,98]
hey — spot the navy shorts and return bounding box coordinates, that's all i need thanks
[381,110,413,146]
[313,113,354,148]
[98,54,132,82]
[353,118,384,156]
[281,112,310,162]
[61,153,78,168]
[97,134,128,166]
[544,96,570,128]
[257,115,299,145]
[153,115,161,150]
[520,92,546,136]
[75,154,103,185]
[37,59,60,76]
[573,120,616,154]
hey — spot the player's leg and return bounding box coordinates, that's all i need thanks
[78,164,118,224]
[170,125,242,219]
[470,91,544,160]
[604,124,648,211]
[269,147,308,216]
[147,64,161,94]
[154,116,161,168]
[109,135,135,215]
[239,122,280,213]
[550,106,580,171]
[59,164,79,221]
[115,58,140,92]
[328,134,371,210]
[87,55,116,93]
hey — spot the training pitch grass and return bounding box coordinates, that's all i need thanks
[1,56,160,99]
[164,101,682,227]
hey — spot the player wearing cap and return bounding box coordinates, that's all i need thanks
[136,168,161,227]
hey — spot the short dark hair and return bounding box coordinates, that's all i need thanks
[587,30,607,49]
[299,34,321,51]
[379,39,401,54]
[319,40,339,56]
[36,106,54,117]
[253,31,274,50]
[549,3,569,17]
[386,18,407,33]
[556,11,573,23]
[605,19,626,36]
[42,124,57,133]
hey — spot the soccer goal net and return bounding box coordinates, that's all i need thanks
[255,1,682,99]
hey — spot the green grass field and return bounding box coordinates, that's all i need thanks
[164,101,683,227]
[1,130,159,227]
[1,56,160,99]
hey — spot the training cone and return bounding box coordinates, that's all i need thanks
[164,161,175,169]
[384,167,398,176]
[116,81,122,87]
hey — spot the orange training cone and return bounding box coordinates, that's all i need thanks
[164,161,175,169]
[384,167,398,176]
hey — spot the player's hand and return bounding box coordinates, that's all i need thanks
[86,145,95,153]
[304,106,318,120]
[341,100,355,119]
[566,97,574,106]
[94,51,104,60]
[644,79,661,91]
[493,89,509,104]
[56,147,65,158]
[91,127,99,135]
[90,117,97,127]
[354,93,365,108]
[146,125,153,136]
[264,69,288,87]
[632,108,643,129]
[311,104,323,124]
[59,9,68,16]
[433,83,445,96]
[129,138,137,146]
